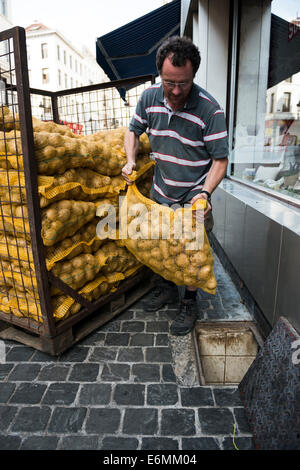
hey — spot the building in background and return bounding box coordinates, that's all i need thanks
[25,21,107,91]
[24,21,118,132]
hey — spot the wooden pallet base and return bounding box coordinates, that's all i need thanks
[0,269,155,356]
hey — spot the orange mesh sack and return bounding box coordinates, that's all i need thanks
[117,170,217,294]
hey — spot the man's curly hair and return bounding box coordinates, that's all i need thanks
[156,36,201,76]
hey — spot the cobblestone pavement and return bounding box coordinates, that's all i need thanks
[0,254,256,450]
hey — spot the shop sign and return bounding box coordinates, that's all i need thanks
[288,21,300,41]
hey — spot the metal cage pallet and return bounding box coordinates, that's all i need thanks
[0,26,155,355]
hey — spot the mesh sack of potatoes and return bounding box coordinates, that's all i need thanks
[0,233,33,263]
[0,286,11,314]
[0,106,17,132]
[32,117,77,137]
[0,168,121,208]
[45,218,105,270]
[38,168,114,208]
[51,272,123,321]
[50,249,108,295]
[2,287,42,322]
[52,263,142,322]
[0,260,38,291]
[118,173,217,294]
[33,131,98,175]
[97,240,141,276]
[86,128,151,176]
[41,199,96,246]
[0,169,53,205]
[0,203,30,237]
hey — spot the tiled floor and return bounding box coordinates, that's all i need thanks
[0,253,256,450]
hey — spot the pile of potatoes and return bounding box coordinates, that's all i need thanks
[0,113,151,322]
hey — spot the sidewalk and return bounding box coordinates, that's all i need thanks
[0,253,256,450]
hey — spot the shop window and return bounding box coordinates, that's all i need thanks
[231,1,300,203]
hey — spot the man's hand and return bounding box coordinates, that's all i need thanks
[189,192,212,223]
[122,161,136,185]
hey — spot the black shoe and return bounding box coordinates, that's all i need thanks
[142,282,178,312]
[170,299,198,336]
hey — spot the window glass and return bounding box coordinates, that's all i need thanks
[41,43,48,59]
[231,0,300,202]
[42,68,49,84]
[0,0,6,16]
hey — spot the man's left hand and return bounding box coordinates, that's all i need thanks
[189,193,212,223]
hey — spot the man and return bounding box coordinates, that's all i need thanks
[122,36,228,336]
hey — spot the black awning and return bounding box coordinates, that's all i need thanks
[268,14,300,88]
[96,0,181,97]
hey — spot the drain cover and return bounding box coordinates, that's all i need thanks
[193,322,264,385]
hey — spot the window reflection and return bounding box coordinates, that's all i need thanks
[232,2,300,202]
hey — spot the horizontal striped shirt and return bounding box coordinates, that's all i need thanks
[129,82,228,205]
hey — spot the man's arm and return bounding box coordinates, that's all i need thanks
[122,130,140,185]
[190,157,228,216]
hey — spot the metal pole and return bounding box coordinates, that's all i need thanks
[13,27,56,337]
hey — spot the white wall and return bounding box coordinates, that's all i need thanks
[190,0,230,110]
[26,29,106,92]
[181,0,192,36]
[234,0,271,156]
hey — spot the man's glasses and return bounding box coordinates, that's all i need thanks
[162,80,192,90]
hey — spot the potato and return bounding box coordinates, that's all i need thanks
[176,253,189,268]
[198,265,212,280]
[206,276,217,290]
[164,258,176,271]
[45,207,57,221]
[190,251,207,266]
[150,247,162,260]
[169,243,182,256]
[174,271,184,284]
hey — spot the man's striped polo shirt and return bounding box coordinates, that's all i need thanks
[129,82,228,205]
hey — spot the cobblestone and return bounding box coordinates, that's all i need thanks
[0,252,256,450]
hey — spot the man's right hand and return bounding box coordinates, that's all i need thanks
[122,161,136,185]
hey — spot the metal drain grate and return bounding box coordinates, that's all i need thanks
[192,322,264,386]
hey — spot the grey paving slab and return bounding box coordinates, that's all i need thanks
[0,251,256,451]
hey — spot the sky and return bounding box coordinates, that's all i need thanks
[9,0,300,55]
[271,0,299,21]
[10,0,165,54]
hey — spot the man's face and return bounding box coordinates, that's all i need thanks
[160,55,194,111]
